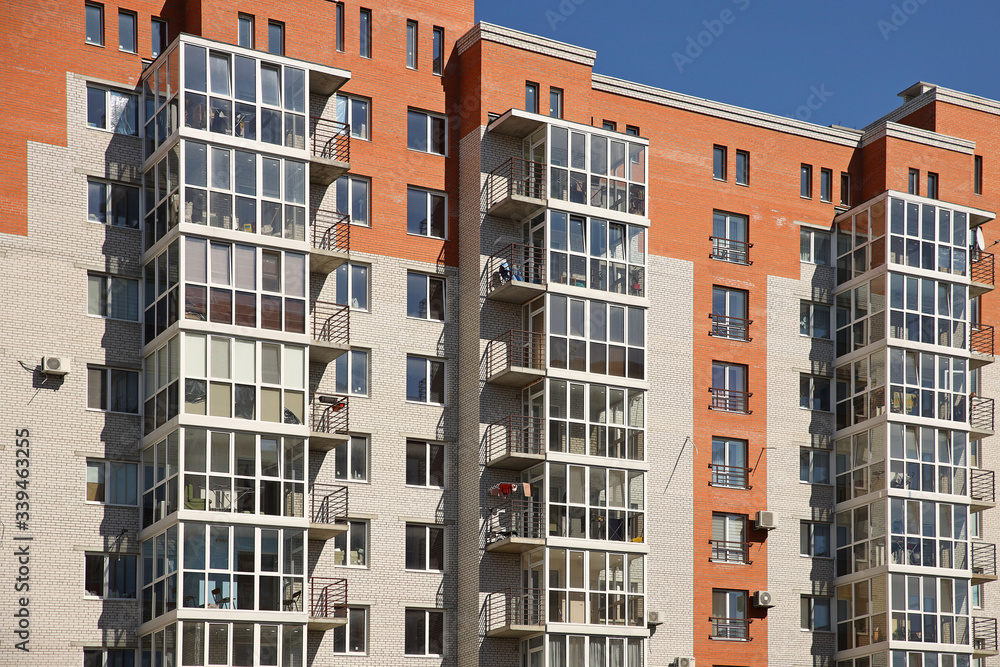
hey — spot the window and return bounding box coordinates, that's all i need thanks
[711,286,749,341]
[602,120,617,131]
[548,463,645,542]
[237,14,254,48]
[928,172,939,199]
[625,125,640,136]
[525,82,539,113]
[88,179,140,228]
[711,589,748,639]
[87,459,138,505]
[406,440,444,487]
[909,168,920,195]
[404,609,444,656]
[799,228,831,265]
[405,524,444,571]
[335,349,369,396]
[548,295,645,379]
[406,20,418,69]
[335,435,368,482]
[550,87,563,119]
[406,187,446,238]
[711,513,747,563]
[841,172,851,205]
[88,273,139,320]
[800,164,813,198]
[800,521,831,557]
[820,168,833,202]
[334,3,345,52]
[88,367,139,413]
[735,150,749,185]
[800,596,831,631]
[407,109,446,155]
[359,8,371,58]
[432,26,444,75]
[799,302,831,339]
[711,437,747,488]
[975,155,983,195]
[549,127,648,214]
[84,649,136,667]
[335,262,369,310]
[407,272,445,321]
[970,509,981,538]
[713,145,727,181]
[799,447,830,484]
[85,553,136,598]
[118,11,136,53]
[800,375,831,411]
[151,19,167,58]
[546,379,645,462]
[548,212,647,295]
[710,211,749,264]
[973,583,984,609]
[336,175,370,226]
[333,607,366,654]
[406,356,445,404]
[85,3,104,45]
[87,86,139,135]
[334,94,370,140]
[547,550,645,626]
[333,521,367,566]
[711,362,748,413]
[266,21,284,55]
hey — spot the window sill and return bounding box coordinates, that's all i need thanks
[405,401,446,407]
[403,569,445,574]
[736,181,749,188]
[708,483,750,491]
[801,196,813,200]
[406,232,448,241]
[85,501,139,508]
[334,478,370,485]
[798,333,832,341]
[406,148,447,157]
[798,406,833,414]
[713,177,727,183]
[799,554,834,560]
[798,480,834,487]
[87,314,141,324]
[85,41,105,48]
[406,316,446,324]
[85,408,141,416]
[405,484,446,491]
[119,48,138,55]
[334,564,369,570]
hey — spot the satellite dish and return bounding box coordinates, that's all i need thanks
[976,227,986,252]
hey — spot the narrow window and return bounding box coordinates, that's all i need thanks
[335,3,345,53]
[840,172,851,206]
[799,521,831,557]
[713,145,727,181]
[975,155,983,195]
[625,125,640,136]
[335,175,371,226]
[88,367,139,413]
[820,168,832,202]
[800,596,832,631]
[334,349,369,396]
[927,172,939,199]
[800,164,813,198]
[88,273,140,320]
[601,120,617,131]
[432,27,444,75]
[525,82,539,113]
[549,87,563,119]
[238,14,254,48]
[118,11,137,53]
[267,21,284,56]
[406,20,418,69]
[799,301,831,338]
[799,447,830,484]
[908,168,920,195]
[359,8,371,58]
[85,3,104,46]
[151,18,167,58]
[735,150,749,185]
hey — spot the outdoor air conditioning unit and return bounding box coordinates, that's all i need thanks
[753,590,775,608]
[41,356,71,375]
[755,510,777,530]
[647,610,664,625]
[673,658,696,667]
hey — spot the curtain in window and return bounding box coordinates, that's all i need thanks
[548,635,565,667]
[627,639,642,667]
[608,638,624,667]
[589,637,605,667]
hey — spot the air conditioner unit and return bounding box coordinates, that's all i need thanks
[755,510,777,530]
[753,590,775,608]
[673,658,696,667]
[41,356,71,375]
[647,610,664,625]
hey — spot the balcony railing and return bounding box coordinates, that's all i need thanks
[311,208,351,254]
[972,468,996,505]
[971,396,995,433]
[485,329,545,381]
[486,243,546,294]
[311,483,348,525]
[710,464,751,489]
[309,577,347,619]
[311,394,349,436]
[973,542,998,580]
[972,250,995,287]
[710,388,751,414]
[486,415,544,464]
[972,323,995,356]
[486,500,543,544]
[710,540,751,564]
[310,117,351,163]
[486,158,545,217]
[485,588,544,634]
[973,617,998,655]
[311,300,350,345]
[710,236,752,265]
[711,616,750,640]
[709,313,752,341]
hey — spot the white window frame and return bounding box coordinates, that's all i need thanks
[406,109,447,156]
[334,435,368,482]
[117,10,137,53]
[820,168,833,203]
[88,366,140,414]
[405,440,445,488]
[335,349,370,397]
[800,595,831,631]
[800,375,831,412]
[237,14,254,48]
[973,583,984,609]
[799,301,832,339]
[335,94,370,141]
[84,552,137,599]
[800,447,831,484]
[406,355,445,405]
[336,175,371,226]
[335,262,369,311]
[971,510,981,539]
[404,608,445,657]
[711,513,747,563]
[332,607,368,655]
[713,145,727,181]
[406,20,418,69]
[406,187,447,239]
[405,524,445,572]
[86,86,139,135]
[333,520,368,567]
[406,272,445,321]
[549,87,563,119]
[85,2,104,46]
[799,521,831,557]
[735,150,749,186]
[88,273,140,321]
[87,459,139,506]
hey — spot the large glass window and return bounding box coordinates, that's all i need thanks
[888,273,967,349]
[139,525,178,622]
[711,589,748,639]
[140,433,179,528]
[544,636,644,667]
[711,210,749,264]
[143,241,179,344]
[834,275,887,356]
[87,459,138,505]
[711,513,747,562]
[88,367,139,413]
[548,463,644,542]
[545,379,644,461]
[711,437,747,488]
[86,552,137,598]
[88,179,140,227]
[407,109,446,155]
[407,272,445,320]
[333,608,367,655]
[406,440,445,487]
[89,273,139,320]
[168,621,303,666]
[87,86,138,134]
[404,609,443,656]
[548,211,646,296]
[405,524,444,571]
[548,549,644,626]
[548,294,644,379]
[887,425,968,497]
[406,356,445,404]
[887,349,967,423]
[549,126,646,215]
[833,426,886,503]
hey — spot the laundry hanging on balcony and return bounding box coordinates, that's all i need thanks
[488,482,532,498]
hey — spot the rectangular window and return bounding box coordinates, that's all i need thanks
[86,86,139,135]
[973,583,984,610]
[406,20,418,69]
[711,286,749,341]
[85,3,104,45]
[87,367,139,413]
[267,21,284,55]
[799,228,831,265]
[602,120,617,131]
[118,10,136,53]
[151,19,167,58]
[334,349,369,396]
[909,168,920,195]
[333,520,367,567]
[975,155,983,195]
[406,272,445,321]
[711,513,747,563]
[800,596,831,631]
[334,435,368,482]
[359,8,371,58]
[404,609,445,656]
[625,125,640,136]
[432,26,444,75]
[88,179,140,228]
[710,211,749,264]
[525,82,539,113]
[711,437,748,488]
[801,164,813,198]
[84,649,136,667]
[333,607,367,654]
[710,362,748,413]
[549,87,563,119]
[800,375,831,411]
[405,525,444,571]
[799,302,831,339]
[335,94,370,140]
[334,3,345,52]
[927,172,939,199]
[711,589,748,639]
[713,145,727,181]
[406,356,445,404]
[970,510,981,538]
[407,109,446,155]
[735,150,749,185]
[335,262,369,310]
[799,447,830,484]
[800,521,831,557]
[88,273,139,320]
[406,187,446,238]
[237,14,254,49]
[406,440,445,487]
[840,172,851,205]
[335,175,370,226]
[84,553,137,598]
[86,459,138,505]
[820,168,833,202]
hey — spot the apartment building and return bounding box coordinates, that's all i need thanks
[2,2,1000,667]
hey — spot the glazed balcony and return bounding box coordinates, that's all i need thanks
[308,577,348,631]
[972,542,998,584]
[710,236,752,265]
[973,617,999,657]
[485,243,546,304]
[486,158,546,220]
[970,396,996,439]
[709,313,752,342]
[709,388,751,414]
[309,483,349,540]
[309,118,351,185]
[484,588,544,638]
[485,330,545,387]
[485,499,544,554]
[972,469,997,511]
[711,616,750,641]
[485,415,544,470]
[309,394,349,451]
[971,250,995,298]
[310,208,350,275]
[310,300,350,363]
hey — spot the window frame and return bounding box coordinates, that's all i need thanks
[359,8,372,59]
[525,81,539,114]
[820,168,833,203]
[406,271,446,321]
[118,10,137,53]
[404,608,445,656]
[88,366,140,414]
[334,3,345,52]
[406,108,446,156]
[335,349,370,397]
[333,520,368,567]
[406,355,446,405]
[840,172,851,206]
[84,648,137,667]
[88,178,141,227]
[85,552,138,599]
[601,120,617,132]
[975,155,983,196]
[800,595,832,631]
[406,20,418,69]
[927,172,939,199]
[405,440,445,488]
[735,150,749,186]
[799,301,832,339]
[237,14,254,49]
[88,272,140,321]
[335,262,370,311]
[713,145,727,181]
[710,286,749,341]
[87,86,139,136]
[332,606,367,654]
[151,18,168,58]
[909,168,920,195]
[711,512,748,563]
[799,447,831,485]
[404,523,445,572]
[800,164,813,199]
[799,227,831,266]
[334,434,369,483]
[799,374,832,411]
[267,21,285,56]
[550,87,563,119]
[336,174,371,226]
[799,521,831,558]
[432,27,444,75]
[711,437,748,489]
[406,186,447,239]
[334,93,371,141]
[85,2,104,46]
[625,125,640,136]
[86,458,139,506]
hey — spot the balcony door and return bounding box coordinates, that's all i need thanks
[712,589,747,638]
[712,362,748,412]
[712,286,748,340]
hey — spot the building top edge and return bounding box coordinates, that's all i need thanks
[859,120,976,154]
[456,21,597,66]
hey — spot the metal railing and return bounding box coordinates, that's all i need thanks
[311,483,348,525]
[310,117,351,163]
[710,236,752,265]
[709,313,752,341]
[973,542,997,579]
[485,588,543,631]
[486,330,545,378]
[711,617,750,640]
[311,208,350,254]
[486,158,545,209]
[972,323,995,356]
[486,244,546,293]
[710,540,751,563]
[974,617,998,653]
[972,469,996,505]
[309,577,347,619]
[486,500,543,544]
[972,250,995,287]
[311,300,350,345]
[311,394,349,436]
[710,388,751,414]
[971,396,995,432]
[710,464,751,489]
[486,415,544,463]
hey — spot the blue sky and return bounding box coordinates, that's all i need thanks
[476,0,1000,129]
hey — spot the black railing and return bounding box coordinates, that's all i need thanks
[486,158,545,209]
[486,500,543,544]
[710,388,751,414]
[486,243,546,293]
[972,250,995,287]
[311,300,350,345]
[311,394,349,436]
[972,323,995,356]
[972,469,996,505]
[311,208,351,254]
[709,313,752,341]
[710,236,752,265]
[310,117,351,163]
[485,415,544,463]
[309,577,347,619]
[311,483,348,525]
[971,396,995,432]
[485,588,544,631]
[711,616,750,640]
[973,542,997,579]
[710,464,751,489]
[974,617,998,653]
[710,540,751,564]
[486,330,545,378]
